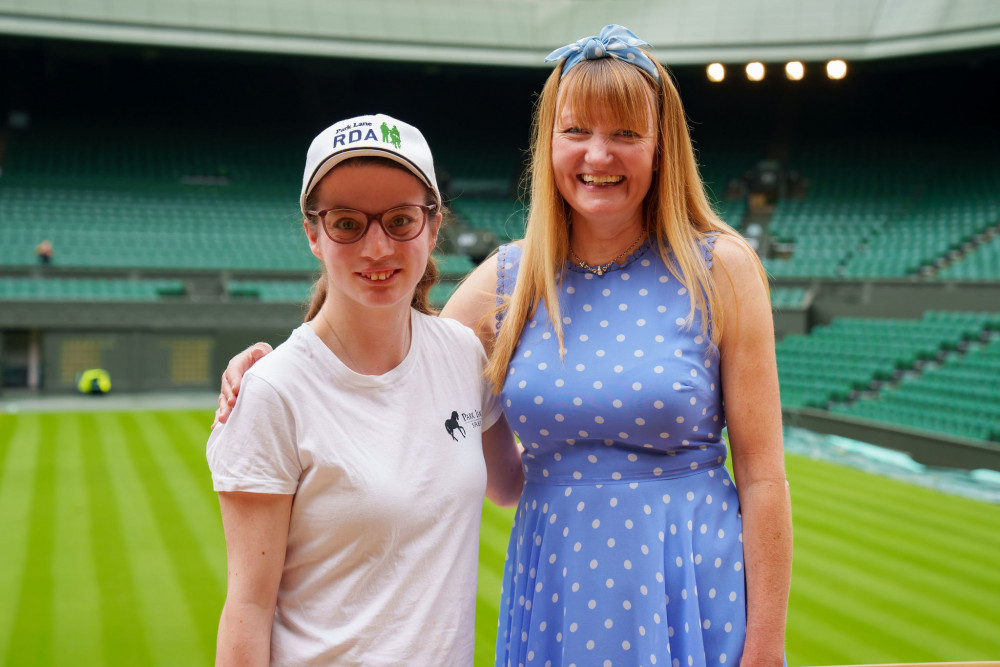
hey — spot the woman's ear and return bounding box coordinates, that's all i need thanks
[427,212,443,250]
[304,218,323,260]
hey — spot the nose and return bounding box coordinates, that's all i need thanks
[584,136,613,167]
[358,217,394,258]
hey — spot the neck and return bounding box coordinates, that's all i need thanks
[313,302,412,375]
[569,220,646,266]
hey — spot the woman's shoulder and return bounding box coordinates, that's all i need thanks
[439,241,525,339]
[419,310,484,350]
[246,325,319,384]
[708,233,764,280]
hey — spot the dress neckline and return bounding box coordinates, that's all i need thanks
[565,239,652,275]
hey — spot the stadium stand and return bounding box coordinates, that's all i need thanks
[450,197,527,244]
[769,286,808,309]
[0,276,185,300]
[227,279,314,303]
[830,333,1000,442]
[762,132,1000,280]
[777,311,1000,442]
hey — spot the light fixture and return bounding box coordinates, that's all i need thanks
[707,63,725,82]
[826,59,847,80]
[745,62,765,82]
[785,61,805,81]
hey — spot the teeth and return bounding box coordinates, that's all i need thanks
[582,174,623,185]
[363,271,393,281]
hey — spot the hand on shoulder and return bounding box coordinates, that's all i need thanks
[440,244,520,351]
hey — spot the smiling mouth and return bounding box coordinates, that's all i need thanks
[580,174,624,185]
[360,270,397,281]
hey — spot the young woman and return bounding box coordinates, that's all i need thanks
[206,113,521,666]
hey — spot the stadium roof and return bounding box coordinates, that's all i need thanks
[1,0,999,66]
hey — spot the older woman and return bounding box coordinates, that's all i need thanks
[443,25,791,667]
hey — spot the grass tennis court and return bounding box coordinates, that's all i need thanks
[1,408,998,665]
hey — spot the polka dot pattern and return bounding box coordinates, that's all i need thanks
[493,241,748,666]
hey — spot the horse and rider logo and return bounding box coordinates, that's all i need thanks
[380,122,402,148]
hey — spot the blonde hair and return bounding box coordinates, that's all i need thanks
[484,56,766,392]
[303,157,443,321]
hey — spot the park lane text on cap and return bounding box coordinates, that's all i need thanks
[300,114,441,214]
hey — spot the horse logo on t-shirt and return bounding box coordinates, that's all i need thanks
[444,411,467,441]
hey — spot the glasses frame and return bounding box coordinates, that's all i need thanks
[307,203,437,245]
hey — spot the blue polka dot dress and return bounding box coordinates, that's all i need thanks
[494,238,748,667]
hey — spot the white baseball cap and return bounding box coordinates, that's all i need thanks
[300,113,441,214]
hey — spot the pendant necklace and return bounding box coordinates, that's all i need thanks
[319,308,410,373]
[320,309,363,372]
[569,231,645,276]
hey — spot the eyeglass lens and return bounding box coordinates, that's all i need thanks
[323,206,426,243]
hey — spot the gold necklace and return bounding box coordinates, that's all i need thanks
[320,309,362,371]
[569,232,645,276]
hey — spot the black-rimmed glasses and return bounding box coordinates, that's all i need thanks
[307,204,436,244]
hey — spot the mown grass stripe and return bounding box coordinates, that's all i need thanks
[785,452,1000,661]
[788,465,1000,584]
[788,471,991,547]
[0,413,40,658]
[99,411,203,667]
[154,410,218,510]
[475,503,514,666]
[791,551,974,660]
[79,412,152,665]
[792,473,1000,558]
[787,579,898,664]
[787,453,1000,545]
[0,414,15,488]
[119,412,219,660]
[3,416,56,666]
[793,536,997,657]
[50,414,103,665]
[796,504,1000,623]
[146,411,227,594]
[793,485,1000,597]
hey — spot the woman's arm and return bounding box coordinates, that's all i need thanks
[481,413,524,507]
[446,252,524,506]
[712,236,793,667]
[439,252,504,352]
[216,491,293,667]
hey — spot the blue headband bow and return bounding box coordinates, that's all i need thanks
[545,24,659,81]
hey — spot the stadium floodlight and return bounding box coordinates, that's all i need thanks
[745,62,765,81]
[826,59,848,80]
[785,61,805,81]
[707,63,726,82]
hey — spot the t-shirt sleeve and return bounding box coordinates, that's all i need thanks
[206,372,300,494]
[473,337,503,432]
[481,378,503,432]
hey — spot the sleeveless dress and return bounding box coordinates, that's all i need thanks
[494,238,748,667]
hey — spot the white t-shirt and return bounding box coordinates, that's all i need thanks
[207,310,502,666]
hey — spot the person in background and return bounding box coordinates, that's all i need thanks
[215,24,792,667]
[35,239,53,265]
[207,113,521,666]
